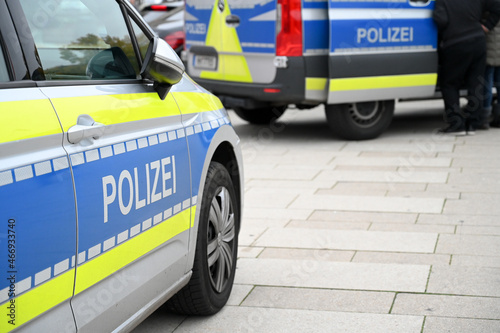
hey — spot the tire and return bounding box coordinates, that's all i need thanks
[233,106,286,124]
[325,100,395,140]
[167,162,239,315]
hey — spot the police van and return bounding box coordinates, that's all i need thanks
[0,0,243,331]
[184,0,438,140]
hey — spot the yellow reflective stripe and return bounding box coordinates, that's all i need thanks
[330,74,438,92]
[306,78,328,91]
[51,93,179,132]
[201,0,252,83]
[0,269,75,333]
[75,208,192,295]
[0,100,62,144]
[172,91,224,115]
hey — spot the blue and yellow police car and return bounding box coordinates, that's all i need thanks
[0,0,243,332]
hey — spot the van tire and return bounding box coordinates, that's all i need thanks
[166,162,239,315]
[233,106,286,124]
[325,100,394,140]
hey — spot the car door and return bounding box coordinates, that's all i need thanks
[11,0,192,331]
[0,3,77,332]
[327,0,438,104]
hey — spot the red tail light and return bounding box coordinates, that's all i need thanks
[276,0,303,56]
[150,5,168,11]
[165,31,185,50]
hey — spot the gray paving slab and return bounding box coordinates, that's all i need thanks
[423,317,500,333]
[226,284,253,306]
[427,266,500,297]
[435,234,500,256]
[243,207,313,220]
[238,246,264,258]
[315,169,449,184]
[342,142,455,153]
[254,228,438,253]
[451,255,500,268]
[444,194,500,215]
[331,156,452,167]
[235,258,430,292]
[418,214,499,226]
[258,248,355,262]
[324,182,428,194]
[290,194,445,213]
[246,178,337,190]
[239,218,289,247]
[172,306,424,333]
[368,223,456,234]
[287,220,371,230]
[353,252,451,266]
[244,188,303,208]
[309,210,418,223]
[245,166,321,181]
[392,293,500,319]
[241,286,395,314]
[455,225,500,236]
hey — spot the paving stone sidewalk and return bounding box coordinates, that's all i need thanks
[134,100,500,333]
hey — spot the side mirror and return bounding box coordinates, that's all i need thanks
[141,37,185,100]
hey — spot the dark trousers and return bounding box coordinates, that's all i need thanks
[439,36,487,130]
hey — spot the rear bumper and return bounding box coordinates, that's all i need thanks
[194,57,306,109]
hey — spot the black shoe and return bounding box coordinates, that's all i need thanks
[467,125,476,135]
[438,126,467,136]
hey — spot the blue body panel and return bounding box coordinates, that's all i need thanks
[0,160,76,294]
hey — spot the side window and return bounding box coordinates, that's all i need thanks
[19,0,140,80]
[0,48,9,82]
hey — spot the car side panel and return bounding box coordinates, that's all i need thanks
[40,83,192,332]
[0,88,77,333]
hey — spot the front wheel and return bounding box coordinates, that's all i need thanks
[325,100,395,140]
[233,106,286,124]
[166,162,239,315]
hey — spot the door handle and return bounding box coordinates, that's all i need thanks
[225,15,240,28]
[67,114,106,144]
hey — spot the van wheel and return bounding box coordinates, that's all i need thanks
[325,100,394,140]
[233,106,286,124]
[166,162,239,315]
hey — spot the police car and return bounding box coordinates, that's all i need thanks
[185,0,438,140]
[0,0,243,332]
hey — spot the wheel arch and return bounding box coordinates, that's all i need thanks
[185,125,244,274]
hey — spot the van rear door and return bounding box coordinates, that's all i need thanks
[185,0,278,84]
[327,0,438,104]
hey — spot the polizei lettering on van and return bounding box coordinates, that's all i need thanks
[102,156,177,223]
[357,27,414,44]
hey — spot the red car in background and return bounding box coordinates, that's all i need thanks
[141,1,185,55]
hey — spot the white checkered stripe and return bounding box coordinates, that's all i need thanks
[0,114,228,303]
[0,195,198,304]
[0,116,230,187]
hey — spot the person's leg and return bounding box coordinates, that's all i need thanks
[492,66,500,127]
[484,65,494,110]
[464,37,487,130]
[439,43,470,132]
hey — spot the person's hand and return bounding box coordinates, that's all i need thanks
[482,24,490,33]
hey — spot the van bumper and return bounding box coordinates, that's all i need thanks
[194,57,306,109]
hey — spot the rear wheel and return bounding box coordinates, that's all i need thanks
[233,106,286,124]
[325,100,395,140]
[167,162,239,315]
